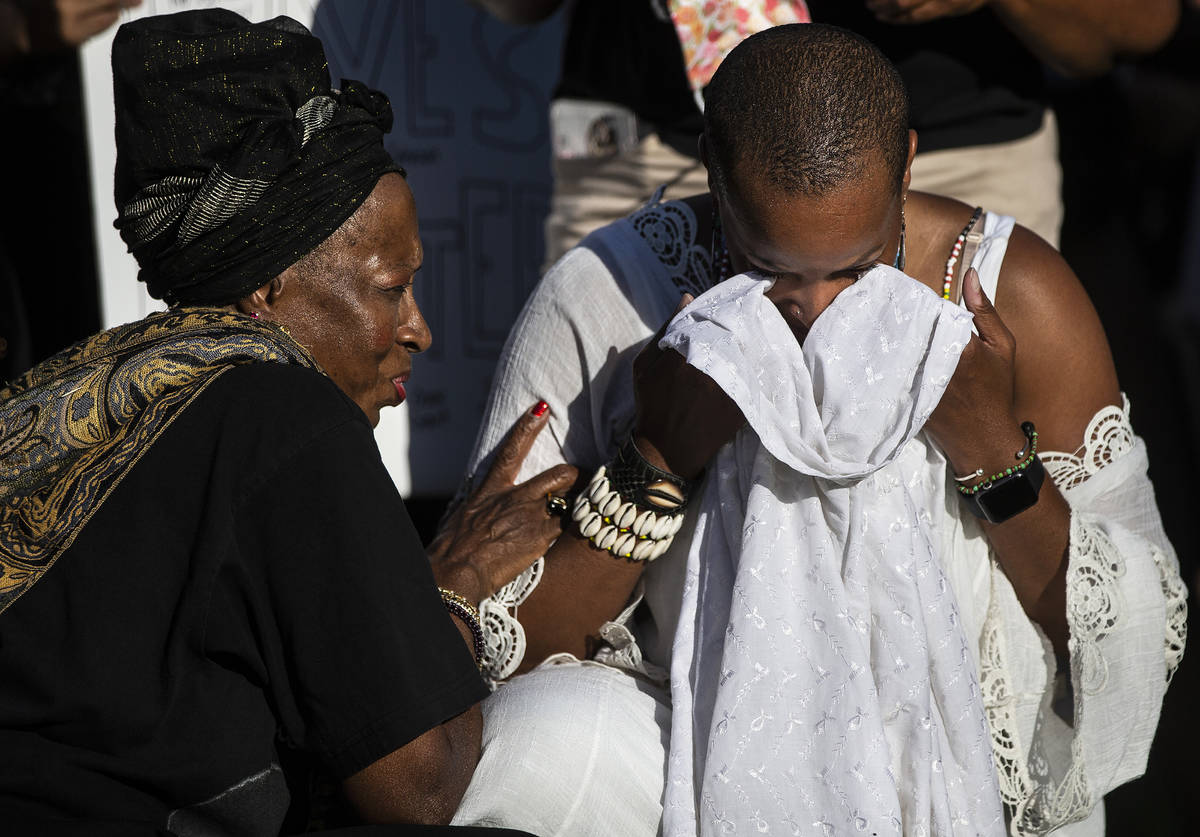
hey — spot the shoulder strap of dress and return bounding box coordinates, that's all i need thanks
[951,211,987,305]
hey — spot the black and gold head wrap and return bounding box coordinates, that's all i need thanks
[111,9,402,306]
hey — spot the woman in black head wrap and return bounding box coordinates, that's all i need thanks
[0,9,569,835]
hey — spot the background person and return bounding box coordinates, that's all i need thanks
[473,0,1180,262]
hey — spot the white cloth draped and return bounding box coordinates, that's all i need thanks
[657,269,1004,836]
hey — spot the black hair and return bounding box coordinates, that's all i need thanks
[704,23,910,200]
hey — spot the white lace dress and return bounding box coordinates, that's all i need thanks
[450,197,1186,837]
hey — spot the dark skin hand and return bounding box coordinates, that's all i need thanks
[866,0,1180,77]
[0,0,142,64]
[925,264,1074,655]
[428,402,578,605]
[630,296,749,481]
[468,0,565,25]
[343,402,575,825]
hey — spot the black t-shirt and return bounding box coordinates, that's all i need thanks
[807,2,1047,152]
[555,0,702,154]
[556,1,1046,156]
[0,363,488,835]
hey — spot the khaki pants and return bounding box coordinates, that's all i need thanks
[909,110,1063,248]
[543,133,710,270]
[543,109,1063,268]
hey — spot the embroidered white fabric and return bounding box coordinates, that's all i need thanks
[472,196,715,682]
[456,198,1184,837]
[978,397,1187,836]
[657,268,1004,835]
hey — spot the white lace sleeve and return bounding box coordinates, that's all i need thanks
[979,397,1186,836]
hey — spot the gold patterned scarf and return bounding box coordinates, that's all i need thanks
[0,309,319,615]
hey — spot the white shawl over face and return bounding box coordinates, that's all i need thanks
[659,267,1006,836]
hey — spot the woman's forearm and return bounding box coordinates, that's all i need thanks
[976,481,1072,661]
[935,418,1071,659]
[512,531,647,672]
[990,0,1180,77]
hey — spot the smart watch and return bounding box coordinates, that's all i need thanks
[957,421,1045,524]
[961,454,1045,524]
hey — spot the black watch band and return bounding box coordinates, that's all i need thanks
[961,454,1046,524]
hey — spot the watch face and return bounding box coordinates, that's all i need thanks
[975,457,1046,524]
[977,475,1041,523]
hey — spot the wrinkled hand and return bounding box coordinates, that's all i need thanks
[866,0,988,25]
[427,402,577,605]
[631,295,746,480]
[925,267,1026,471]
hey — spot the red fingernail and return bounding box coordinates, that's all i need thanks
[531,400,549,417]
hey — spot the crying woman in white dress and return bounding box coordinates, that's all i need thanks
[451,23,1186,837]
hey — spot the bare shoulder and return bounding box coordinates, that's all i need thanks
[995,223,1121,453]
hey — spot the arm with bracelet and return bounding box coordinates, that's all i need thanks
[456,223,744,678]
[927,238,1123,665]
[921,231,1185,831]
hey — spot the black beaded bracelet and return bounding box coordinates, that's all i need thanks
[608,436,692,513]
[438,587,486,669]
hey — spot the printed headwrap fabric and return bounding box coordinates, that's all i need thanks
[0,310,319,616]
[111,9,401,306]
[658,268,1006,835]
[666,0,811,93]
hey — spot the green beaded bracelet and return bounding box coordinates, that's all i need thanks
[957,422,1039,496]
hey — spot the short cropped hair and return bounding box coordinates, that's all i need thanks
[704,24,910,200]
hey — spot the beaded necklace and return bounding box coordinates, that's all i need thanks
[942,206,983,300]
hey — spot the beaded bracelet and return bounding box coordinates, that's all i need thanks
[957,422,1040,496]
[572,464,686,562]
[438,587,486,668]
[608,436,691,513]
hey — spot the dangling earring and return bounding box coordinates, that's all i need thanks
[250,311,260,319]
[894,196,907,272]
[710,201,731,286]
